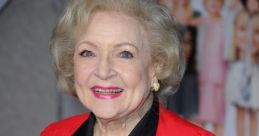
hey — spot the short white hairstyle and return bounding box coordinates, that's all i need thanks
[50,0,185,97]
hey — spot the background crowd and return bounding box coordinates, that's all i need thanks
[160,0,259,136]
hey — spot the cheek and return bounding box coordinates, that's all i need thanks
[74,64,83,83]
[115,60,152,92]
[186,48,192,58]
[119,63,146,86]
[73,60,93,86]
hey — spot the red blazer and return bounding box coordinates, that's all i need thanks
[41,105,214,136]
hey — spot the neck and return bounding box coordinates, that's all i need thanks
[208,13,222,20]
[178,5,189,10]
[175,6,191,14]
[94,94,154,136]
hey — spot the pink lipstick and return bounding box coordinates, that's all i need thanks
[91,85,123,99]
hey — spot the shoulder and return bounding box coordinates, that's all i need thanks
[40,113,90,136]
[157,105,215,136]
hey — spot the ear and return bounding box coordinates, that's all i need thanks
[149,62,162,79]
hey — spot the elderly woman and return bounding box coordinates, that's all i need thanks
[41,0,214,135]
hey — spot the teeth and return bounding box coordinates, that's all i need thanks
[94,88,123,94]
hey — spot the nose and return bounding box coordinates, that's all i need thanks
[94,55,116,80]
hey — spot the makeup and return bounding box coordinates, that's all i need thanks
[91,85,123,99]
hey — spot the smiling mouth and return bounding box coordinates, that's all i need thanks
[94,88,123,94]
[91,86,124,99]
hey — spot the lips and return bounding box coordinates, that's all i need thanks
[91,85,123,99]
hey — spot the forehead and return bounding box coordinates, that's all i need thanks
[78,10,148,49]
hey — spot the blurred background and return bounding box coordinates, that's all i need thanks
[0,0,86,135]
[0,0,258,136]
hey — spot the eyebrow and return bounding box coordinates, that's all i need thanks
[77,41,139,51]
[77,41,97,48]
[114,42,139,52]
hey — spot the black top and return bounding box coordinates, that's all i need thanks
[73,97,159,136]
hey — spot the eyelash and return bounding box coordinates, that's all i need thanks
[79,50,95,57]
[119,50,134,59]
[79,50,134,59]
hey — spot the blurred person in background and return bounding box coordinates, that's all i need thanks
[166,0,200,125]
[252,13,259,63]
[238,1,259,136]
[171,0,201,26]
[225,9,259,136]
[224,0,242,60]
[40,0,215,135]
[193,0,227,135]
[241,0,259,14]
[167,26,200,124]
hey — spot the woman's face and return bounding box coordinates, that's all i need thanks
[247,0,259,13]
[235,15,248,50]
[183,31,192,60]
[253,20,259,53]
[73,11,154,120]
[205,0,222,15]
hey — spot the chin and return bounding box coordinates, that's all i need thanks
[92,107,123,120]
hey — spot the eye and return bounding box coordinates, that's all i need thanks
[119,51,134,59]
[79,50,95,57]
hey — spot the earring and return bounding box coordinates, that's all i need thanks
[152,78,160,92]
